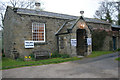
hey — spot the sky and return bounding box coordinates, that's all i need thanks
[40,0,102,18]
[0,0,118,30]
[1,0,119,18]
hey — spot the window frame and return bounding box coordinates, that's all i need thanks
[32,22,45,43]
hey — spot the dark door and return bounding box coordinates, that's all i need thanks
[113,36,116,50]
[76,29,87,56]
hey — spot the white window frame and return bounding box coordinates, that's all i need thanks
[32,22,45,43]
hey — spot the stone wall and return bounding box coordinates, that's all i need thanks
[92,29,113,51]
[58,19,92,56]
[87,22,111,30]
[4,7,68,58]
[3,7,16,58]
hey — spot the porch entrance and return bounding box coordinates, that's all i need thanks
[113,36,116,50]
[76,29,87,56]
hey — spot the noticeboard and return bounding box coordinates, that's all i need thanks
[24,41,34,48]
[71,39,77,46]
[87,38,92,45]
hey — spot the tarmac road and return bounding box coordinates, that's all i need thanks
[2,52,119,78]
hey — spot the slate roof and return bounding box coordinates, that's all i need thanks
[55,16,88,35]
[55,20,76,35]
[8,6,110,24]
[111,24,120,28]
[14,7,77,20]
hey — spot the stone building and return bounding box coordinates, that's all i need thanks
[111,25,120,50]
[3,6,119,59]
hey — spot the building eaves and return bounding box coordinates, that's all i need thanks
[16,7,78,20]
[9,6,110,24]
[85,18,110,25]
[55,20,75,35]
[111,24,120,28]
[55,21,68,35]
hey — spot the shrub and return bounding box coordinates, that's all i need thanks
[116,48,120,51]
[51,51,61,58]
[2,49,5,57]
[29,53,35,60]
[60,54,70,58]
[51,51,70,58]
[92,30,107,51]
[16,58,24,61]
[2,53,5,57]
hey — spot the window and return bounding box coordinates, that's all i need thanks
[60,37,64,49]
[32,22,45,42]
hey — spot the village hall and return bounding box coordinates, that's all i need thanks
[3,2,120,59]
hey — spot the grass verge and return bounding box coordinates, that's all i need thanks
[0,39,2,49]
[2,51,114,70]
[115,57,120,61]
[87,51,114,58]
[2,57,82,70]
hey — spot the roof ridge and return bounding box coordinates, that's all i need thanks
[7,6,110,24]
[8,6,78,18]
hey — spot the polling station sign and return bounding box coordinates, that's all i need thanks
[71,39,76,46]
[24,41,34,48]
[87,38,92,45]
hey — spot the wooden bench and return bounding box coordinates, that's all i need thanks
[33,50,50,59]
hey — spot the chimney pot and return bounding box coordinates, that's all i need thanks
[35,2,41,10]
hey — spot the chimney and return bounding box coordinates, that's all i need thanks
[80,11,84,16]
[35,2,41,10]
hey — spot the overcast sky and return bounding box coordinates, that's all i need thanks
[40,0,102,18]
[41,0,119,18]
[1,0,118,18]
[0,0,118,30]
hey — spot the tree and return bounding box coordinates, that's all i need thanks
[114,1,120,25]
[94,0,117,23]
[0,0,43,29]
[118,13,120,25]
[105,10,112,23]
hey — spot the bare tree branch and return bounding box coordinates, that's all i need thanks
[94,0,118,23]
[0,0,43,28]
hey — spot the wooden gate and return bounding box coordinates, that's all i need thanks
[76,29,87,56]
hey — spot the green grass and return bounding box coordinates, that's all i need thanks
[2,57,82,70]
[2,51,114,70]
[87,51,114,58]
[0,39,2,50]
[115,57,120,61]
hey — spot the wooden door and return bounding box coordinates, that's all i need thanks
[76,29,87,56]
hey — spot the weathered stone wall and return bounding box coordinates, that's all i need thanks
[87,22,113,51]
[4,7,68,58]
[87,22,111,30]
[59,19,92,56]
[3,7,17,58]
[92,29,113,51]
[59,34,72,55]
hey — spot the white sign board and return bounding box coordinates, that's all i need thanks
[71,39,76,46]
[87,38,92,45]
[24,41,34,48]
